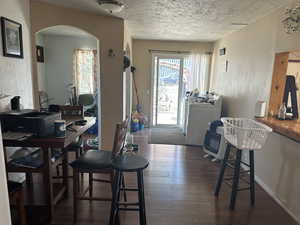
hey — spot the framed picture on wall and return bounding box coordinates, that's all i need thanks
[36,45,44,63]
[1,17,23,58]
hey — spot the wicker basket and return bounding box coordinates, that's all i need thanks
[221,117,272,150]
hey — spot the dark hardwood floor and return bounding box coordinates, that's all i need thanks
[46,129,298,225]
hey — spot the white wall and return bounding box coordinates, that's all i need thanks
[0,0,33,224]
[210,1,300,222]
[0,0,33,111]
[40,34,97,105]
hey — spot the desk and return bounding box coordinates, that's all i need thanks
[2,117,96,223]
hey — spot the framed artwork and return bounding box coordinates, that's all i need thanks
[36,45,44,63]
[1,17,23,58]
[219,48,226,56]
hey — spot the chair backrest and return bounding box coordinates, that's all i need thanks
[78,94,94,107]
[38,91,50,109]
[111,117,129,158]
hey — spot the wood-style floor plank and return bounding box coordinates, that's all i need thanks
[47,129,298,225]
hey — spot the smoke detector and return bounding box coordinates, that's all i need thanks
[97,0,124,13]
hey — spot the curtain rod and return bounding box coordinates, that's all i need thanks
[148,49,212,55]
[148,49,190,54]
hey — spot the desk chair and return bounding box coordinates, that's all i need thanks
[38,91,52,111]
[78,94,96,117]
[70,118,129,223]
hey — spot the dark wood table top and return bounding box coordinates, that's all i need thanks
[3,117,96,148]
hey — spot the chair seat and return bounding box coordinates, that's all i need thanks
[70,150,112,170]
[112,154,149,172]
[8,181,23,193]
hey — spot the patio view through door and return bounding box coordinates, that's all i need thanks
[152,54,185,127]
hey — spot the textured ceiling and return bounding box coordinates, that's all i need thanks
[34,0,289,41]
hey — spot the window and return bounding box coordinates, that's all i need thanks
[73,49,97,95]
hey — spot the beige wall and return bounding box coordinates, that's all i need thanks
[210,2,300,222]
[123,21,133,119]
[132,39,213,119]
[30,1,124,149]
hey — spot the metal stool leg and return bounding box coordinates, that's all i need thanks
[73,168,79,223]
[109,171,121,225]
[89,172,93,198]
[249,150,255,206]
[137,170,146,225]
[230,149,242,210]
[214,143,231,196]
[121,174,127,202]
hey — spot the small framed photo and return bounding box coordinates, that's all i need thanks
[1,17,23,58]
[36,45,44,63]
[219,48,226,56]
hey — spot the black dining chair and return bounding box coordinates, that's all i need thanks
[70,118,129,223]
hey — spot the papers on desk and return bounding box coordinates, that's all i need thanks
[8,147,43,169]
[3,131,33,141]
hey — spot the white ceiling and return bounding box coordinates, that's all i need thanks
[35,0,289,41]
[38,25,95,38]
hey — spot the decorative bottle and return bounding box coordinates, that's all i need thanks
[278,102,287,120]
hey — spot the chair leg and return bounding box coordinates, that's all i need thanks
[25,173,33,187]
[74,148,84,182]
[56,164,60,177]
[16,191,27,225]
[249,150,255,206]
[121,173,127,202]
[214,143,231,196]
[110,171,114,190]
[73,168,79,223]
[137,170,146,225]
[109,171,121,225]
[89,172,93,199]
[229,149,242,210]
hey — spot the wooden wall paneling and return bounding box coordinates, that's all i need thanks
[268,52,289,116]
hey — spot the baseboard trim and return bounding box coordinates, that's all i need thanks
[239,164,300,224]
[255,175,300,224]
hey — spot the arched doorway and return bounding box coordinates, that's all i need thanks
[33,25,101,144]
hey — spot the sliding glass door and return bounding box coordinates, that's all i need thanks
[151,54,185,127]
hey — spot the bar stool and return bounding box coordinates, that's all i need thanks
[109,154,149,225]
[214,143,255,210]
[70,118,129,223]
[214,117,272,210]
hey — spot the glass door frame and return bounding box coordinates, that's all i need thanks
[150,53,187,128]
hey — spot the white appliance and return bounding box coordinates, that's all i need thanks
[184,95,222,146]
[203,126,226,161]
[255,101,266,118]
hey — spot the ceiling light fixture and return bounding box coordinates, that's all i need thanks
[97,0,124,13]
[282,6,300,34]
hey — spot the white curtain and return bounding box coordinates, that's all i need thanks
[73,49,97,95]
[185,53,210,94]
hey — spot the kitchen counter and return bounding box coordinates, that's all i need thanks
[256,117,300,143]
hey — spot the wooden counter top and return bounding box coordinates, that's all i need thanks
[256,117,300,143]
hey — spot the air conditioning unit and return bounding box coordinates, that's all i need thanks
[203,126,226,162]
